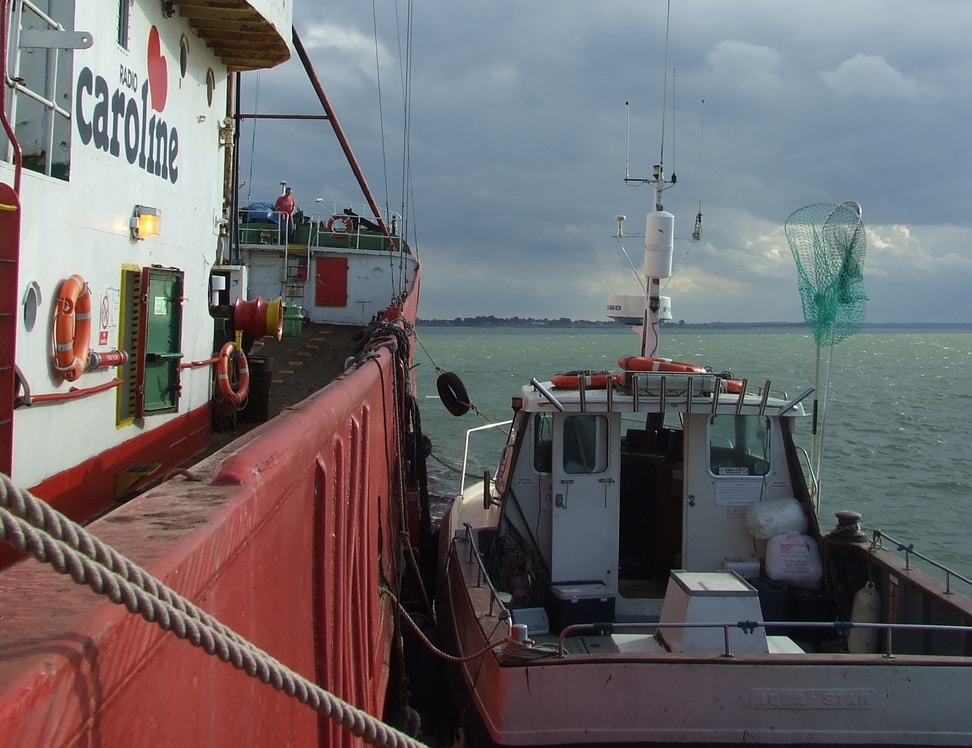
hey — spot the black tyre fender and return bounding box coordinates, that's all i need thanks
[436,371,470,417]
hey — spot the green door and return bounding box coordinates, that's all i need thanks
[139,268,183,415]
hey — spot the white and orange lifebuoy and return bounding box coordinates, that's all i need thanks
[326,214,357,235]
[550,371,624,389]
[52,274,92,382]
[618,355,707,374]
[216,342,249,405]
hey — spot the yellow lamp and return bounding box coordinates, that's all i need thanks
[132,205,161,240]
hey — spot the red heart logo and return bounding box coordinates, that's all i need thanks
[146,26,167,112]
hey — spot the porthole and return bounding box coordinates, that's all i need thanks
[180,35,189,78]
[206,68,216,106]
[21,281,41,332]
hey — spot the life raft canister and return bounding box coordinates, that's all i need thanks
[216,341,250,405]
[550,371,624,389]
[52,274,92,382]
[326,214,357,235]
[618,354,707,374]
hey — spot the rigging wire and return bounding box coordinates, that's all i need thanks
[245,74,261,204]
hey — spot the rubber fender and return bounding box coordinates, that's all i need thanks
[436,371,470,417]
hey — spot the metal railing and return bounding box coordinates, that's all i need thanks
[556,618,972,658]
[871,529,972,595]
[458,420,513,496]
[3,1,90,175]
[236,202,405,252]
[449,523,511,624]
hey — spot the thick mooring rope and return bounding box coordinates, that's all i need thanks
[0,473,426,748]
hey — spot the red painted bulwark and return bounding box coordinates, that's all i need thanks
[0,344,403,746]
[0,405,213,570]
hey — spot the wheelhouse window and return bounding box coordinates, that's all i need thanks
[708,415,771,476]
[562,415,608,474]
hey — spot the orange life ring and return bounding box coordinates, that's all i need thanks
[52,274,92,382]
[216,342,250,405]
[550,371,624,389]
[326,214,357,235]
[618,355,707,374]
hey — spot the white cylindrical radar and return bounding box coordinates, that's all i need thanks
[643,210,674,279]
[658,295,673,321]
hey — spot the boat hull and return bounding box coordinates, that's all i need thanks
[439,495,972,747]
[0,322,413,745]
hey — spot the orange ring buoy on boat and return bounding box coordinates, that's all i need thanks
[618,355,707,374]
[550,371,624,389]
[326,214,357,235]
[52,274,92,382]
[725,379,744,394]
[216,342,249,405]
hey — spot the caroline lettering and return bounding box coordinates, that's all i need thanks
[75,66,179,183]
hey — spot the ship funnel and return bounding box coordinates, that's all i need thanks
[234,296,284,341]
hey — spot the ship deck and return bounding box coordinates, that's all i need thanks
[211,321,372,447]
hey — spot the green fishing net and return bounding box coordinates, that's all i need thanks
[785,201,867,347]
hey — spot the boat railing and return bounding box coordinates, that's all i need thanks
[459,420,513,497]
[556,618,972,658]
[870,529,972,595]
[451,523,511,623]
[237,202,406,252]
[622,374,804,417]
[794,445,819,507]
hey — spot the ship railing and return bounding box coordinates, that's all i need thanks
[870,529,972,595]
[556,618,972,658]
[3,0,86,177]
[237,202,406,252]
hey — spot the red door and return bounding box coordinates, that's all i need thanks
[314,256,348,307]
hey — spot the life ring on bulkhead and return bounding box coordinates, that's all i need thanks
[550,371,624,389]
[216,342,250,405]
[52,274,92,382]
[326,214,357,235]
[618,355,707,374]
[437,371,470,417]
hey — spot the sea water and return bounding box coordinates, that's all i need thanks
[413,326,972,572]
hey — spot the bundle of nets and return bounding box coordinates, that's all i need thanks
[784,201,867,347]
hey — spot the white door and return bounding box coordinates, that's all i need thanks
[550,412,621,587]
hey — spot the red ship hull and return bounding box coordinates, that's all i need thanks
[0,293,420,746]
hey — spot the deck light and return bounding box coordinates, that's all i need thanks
[132,205,161,240]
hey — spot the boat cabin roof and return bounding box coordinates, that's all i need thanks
[517,373,811,419]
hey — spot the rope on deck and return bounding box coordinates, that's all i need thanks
[0,473,426,748]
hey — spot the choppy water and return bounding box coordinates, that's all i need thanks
[413,326,972,570]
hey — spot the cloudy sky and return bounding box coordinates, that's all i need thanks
[239,1,972,324]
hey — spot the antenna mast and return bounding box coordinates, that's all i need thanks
[622,0,676,357]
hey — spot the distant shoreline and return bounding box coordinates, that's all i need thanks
[418,318,971,331]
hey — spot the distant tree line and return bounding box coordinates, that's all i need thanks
[416,317,970,330]
[417,316,616,328]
